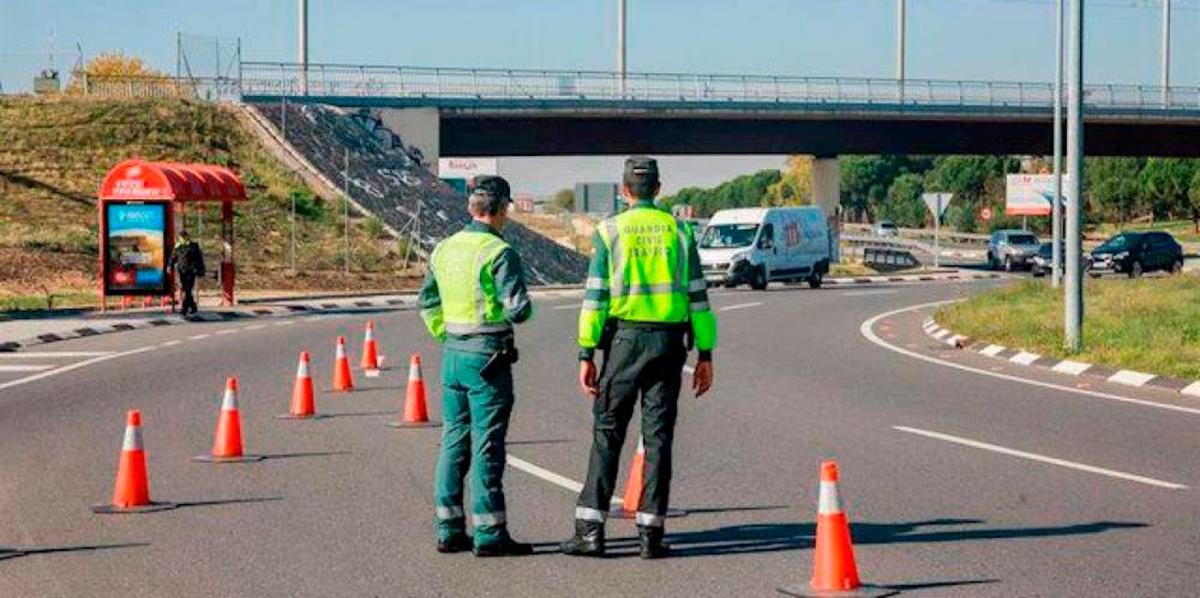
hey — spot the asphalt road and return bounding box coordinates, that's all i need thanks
[2,279,1198,597]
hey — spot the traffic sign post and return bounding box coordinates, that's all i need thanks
[922,193,953,268]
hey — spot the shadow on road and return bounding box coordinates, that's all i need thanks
[599,518,1146,559]
[173,497,283,510]
[261,451,352,460]
[0,542,150,561]
[507,439,575,446]
[320,410,397,418]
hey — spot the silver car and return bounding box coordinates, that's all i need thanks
[987,230,1042,271]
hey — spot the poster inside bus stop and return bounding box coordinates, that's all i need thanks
[104,201,169,295]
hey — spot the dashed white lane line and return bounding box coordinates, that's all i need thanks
[246,324,267,331]
[0,365,55,372]
[507,455,623,506]
[0,351,114,358]
[553,303,582,311]
[274,320,295,327]
[189,334,210,340]
[160,340,183,347]
[841,290,898,297]
[683,365,695,374]
[894,426,1188,490]
[215,328,239,336]
[0,346,155,392]
[860,300,1200,417]
[718,302,763,312]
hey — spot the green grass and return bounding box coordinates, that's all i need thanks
[936,275,1200,380]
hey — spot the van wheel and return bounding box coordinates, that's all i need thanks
[807,272,823,289]
[749,267,768,291]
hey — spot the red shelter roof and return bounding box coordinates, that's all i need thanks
[98,159,247,202]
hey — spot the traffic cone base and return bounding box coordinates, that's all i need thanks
[776,584,897,598]
[94,410,176,515]
[92,501,178,515]
[0,548,25,560]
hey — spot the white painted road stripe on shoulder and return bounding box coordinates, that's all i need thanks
[860,301,1200,416]
[894,426,1188,490]
[160,340,183,347]
[1052,360,1093,376]
[0,351,114,358]
[0,365,55,372]
[1109,370,1156,387]
[215,329,239,335]
[188,334,210,340]
[1009,351,1041,366]
[1183,382,1200,397]
[719,302,763,312]
[980,344,1006,357]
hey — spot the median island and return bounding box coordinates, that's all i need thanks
[936,276,1200,380]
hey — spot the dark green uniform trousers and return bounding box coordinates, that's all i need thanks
[575,325,688,528]
[434,348,514,546]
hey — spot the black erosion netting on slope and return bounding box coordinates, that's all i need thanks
[250,102,587,285]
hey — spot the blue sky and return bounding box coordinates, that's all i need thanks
[3,0,1197,90]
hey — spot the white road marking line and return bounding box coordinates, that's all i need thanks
[1052,360,1093,376]
[507,455,624,506]
[189,334,210,340]
[980,344,1006,357]
[215,328,239,335]
[1009,351,1041,366]
[719,302,763,312]
[159,340,182,347]
[683,365,695,374]
[860,301,1200,416]
[0,346,154,392]
[274,320,294,327]
[246,324,267,331]
[843,290,898,297]
[0,351,114,358]
[0,365,55,372]
[932,329,950,340]
[1109,370,1156,387]
[553,303,583,310]
[1182,382,1200,397]
[894,426,1188,490]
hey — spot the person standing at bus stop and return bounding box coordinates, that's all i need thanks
[170,230,205,318]
[561,157,717,559]
[419,175,535,557]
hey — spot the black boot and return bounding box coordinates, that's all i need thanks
[638,526,670,559]
[436,534,472,554]
[472,530,533,557]
[560,520,605,557]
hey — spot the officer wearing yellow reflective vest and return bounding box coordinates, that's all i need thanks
[419,176,534,557]
[561,157,717,559]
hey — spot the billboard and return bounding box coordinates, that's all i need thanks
[104,201,169,295]
[439,158,498,193]
[1005,174,1071,216]
[575,183,619,214]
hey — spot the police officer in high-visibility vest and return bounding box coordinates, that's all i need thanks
[419,175,534,557]
[561,157,717,559]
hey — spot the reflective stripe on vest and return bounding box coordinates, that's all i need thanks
[432,231,513,335]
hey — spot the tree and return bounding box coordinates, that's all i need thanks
[662,170,780,217]
[882,173,927,227]
[547,188,575,213]
[1087,158,1142,225]
[81,52,166,78]
[1186,169,1200,233]
[764,155,812,206]
[924,156,1016,232]
[1140,158,1193,221]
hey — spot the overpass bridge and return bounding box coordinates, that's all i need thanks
[238,61,1200,214]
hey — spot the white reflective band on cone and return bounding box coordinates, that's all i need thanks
[575,507,608,523]
[365,328,374,341]
[435,505,464,520]
[818,481,842,514]
[122,425,144,451]
[635,512,665,528]
[296,360,309,378]
[221,388,238,411]
[409,360,421,381]
[472,512,506,527]
[336,343,346,358]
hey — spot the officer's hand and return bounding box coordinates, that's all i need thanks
[692,361,714,398]
[579,360,598,399]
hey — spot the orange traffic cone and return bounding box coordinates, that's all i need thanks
[278,351,320,420]
[361,321,384,377]
[777,461,896,597]
[332,335,354,392]
[610,437,686,519]
[195,377,263,463]
[92,410,177,513]
[386,354,440,428]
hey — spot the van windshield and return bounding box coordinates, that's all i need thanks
[700,224,759,249]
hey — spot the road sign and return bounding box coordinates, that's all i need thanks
[922,193,953,268]
[981,207,993,221]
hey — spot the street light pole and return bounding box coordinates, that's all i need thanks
[896,0,906,82]
[617,0,627,95]
[1052,0,1064,288]
[298,0,308,95]
[1161,0,1171,105]
[1064,0,1084,352]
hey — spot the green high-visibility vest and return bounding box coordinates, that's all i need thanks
[598,207,692,322]
[428,231,512,337]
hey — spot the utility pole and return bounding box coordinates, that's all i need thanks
[298,0,308,95]
[1161,0,1171,105]
[1064,0,1084,352]
[343,149,351,273]
[617,0,627,95]
[896,0,906,81]
[1052,0,1064,288]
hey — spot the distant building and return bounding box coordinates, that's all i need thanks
[574,182,619,214]
[513,193,535,213]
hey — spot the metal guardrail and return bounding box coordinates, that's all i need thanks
[239,62,1200,112]
[78,74,241,101]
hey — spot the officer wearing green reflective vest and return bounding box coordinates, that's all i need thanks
[419,175,534,557]
[561,157,717,559]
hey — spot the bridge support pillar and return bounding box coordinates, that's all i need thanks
[377,108,441,174]
[812,157,842,261]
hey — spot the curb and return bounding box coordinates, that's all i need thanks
[921,317,1200,399]
[824,272,1002,286]
[0,287,587,353]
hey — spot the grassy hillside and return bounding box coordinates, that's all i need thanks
[0,96,415,310]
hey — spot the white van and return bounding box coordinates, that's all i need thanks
[698,206,835,290]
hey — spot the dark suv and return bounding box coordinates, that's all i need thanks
[1088,231,1184,278]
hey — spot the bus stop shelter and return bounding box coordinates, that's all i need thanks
[97,159,247,309]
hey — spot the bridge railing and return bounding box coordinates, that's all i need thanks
[238,62,1200,111]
